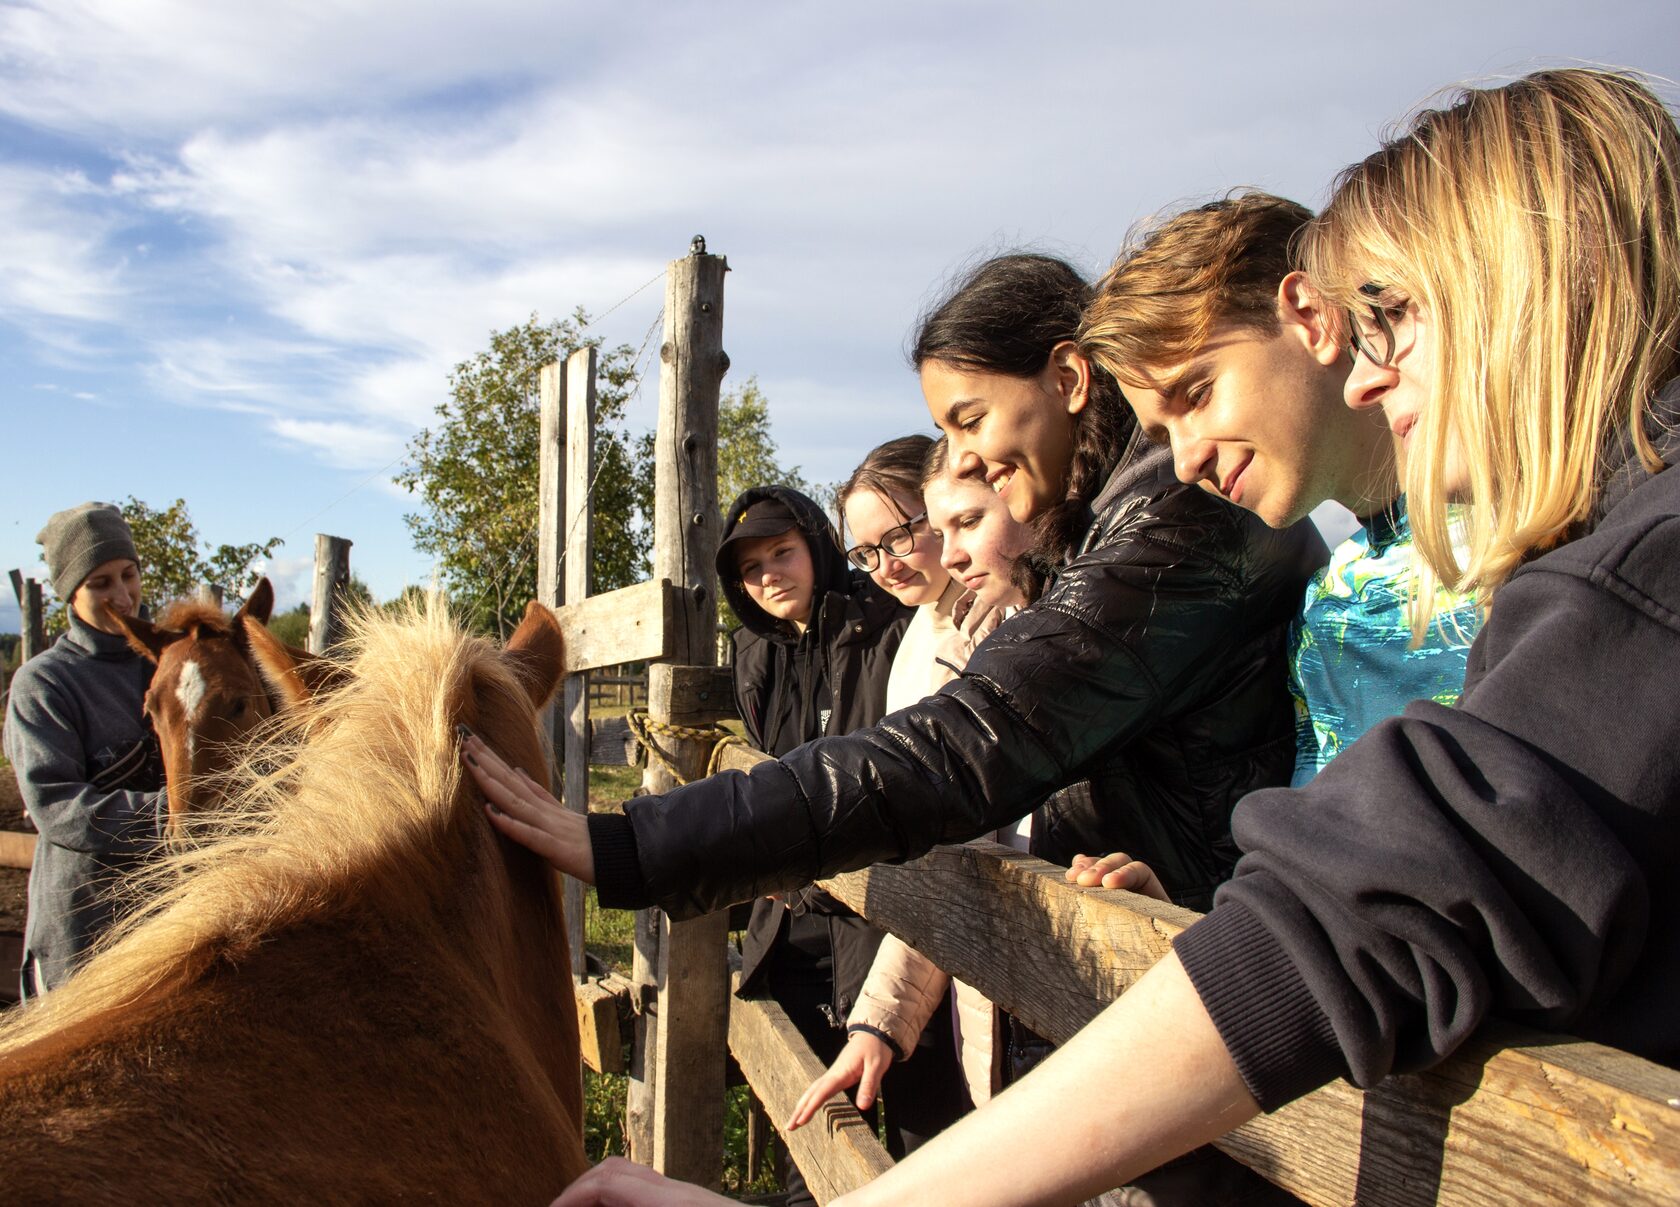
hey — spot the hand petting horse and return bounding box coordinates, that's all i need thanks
[0,598,589,1202]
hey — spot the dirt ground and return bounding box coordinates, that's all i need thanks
[1,770,29,934]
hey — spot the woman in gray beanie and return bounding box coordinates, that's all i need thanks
[3,502,166,998]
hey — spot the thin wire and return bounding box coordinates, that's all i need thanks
[273,266,669,549]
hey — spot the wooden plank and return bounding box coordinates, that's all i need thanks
[576,973,633,1075]
[588,716,644,767]
[728,986,896,1206]
[0,830,36,870]
[536,361,566,616]
[307,535,352,654]
[550,579,676,675]
[645,244,730,1188]
[560,347,596,982]
[650,665,737,725]
[819,844,1680,1207]
[713,740,770,776]
[21,578,45,663]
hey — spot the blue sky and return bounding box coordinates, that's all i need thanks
[3,1,1677,631]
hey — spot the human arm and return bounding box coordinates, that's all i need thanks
[831,951,1258,1207]
[593,503,1293,915]
[4,665,163,857]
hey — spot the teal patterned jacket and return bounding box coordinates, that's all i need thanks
[1289,499,1481,786]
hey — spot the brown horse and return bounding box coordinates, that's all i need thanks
[0,598,588,1202]
[108,578,280,830]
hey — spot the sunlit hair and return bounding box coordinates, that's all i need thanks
[0,597,559,1052]
[1079,192,1314,389]
[1302,68,1680,633]
[912,254,1130,571]
[920,435,950,487]
[837,434,935,531]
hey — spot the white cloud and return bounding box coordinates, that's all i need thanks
[0,164,128,324]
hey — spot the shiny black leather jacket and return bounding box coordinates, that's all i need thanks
[592,443,1328,917]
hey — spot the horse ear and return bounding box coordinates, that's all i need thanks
[243,616,345,712]
[233,577,275,628]
[108,606,174,664]
[503,601,567,709]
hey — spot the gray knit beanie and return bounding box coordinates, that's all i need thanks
[37,502,140,601]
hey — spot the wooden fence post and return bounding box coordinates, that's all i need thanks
[308,534,352,655]
[197,583,223,609]
[21,577,46,663]
[538,349,597,981]
[632,240,728,1186]
[11,574,45,665]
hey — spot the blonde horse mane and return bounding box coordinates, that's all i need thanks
[0,597,550,1053]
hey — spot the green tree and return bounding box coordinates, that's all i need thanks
[119,497,283,611]
[716,376,811,512]
[266,604,311,648]
[397,311,647,638]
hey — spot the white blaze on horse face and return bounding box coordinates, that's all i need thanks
[175,658,208,762]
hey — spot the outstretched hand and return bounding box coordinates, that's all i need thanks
[460,730,595,884]
[1065,851,1169,901]
[788,1029,895,1130]
[551,1158,734,1206]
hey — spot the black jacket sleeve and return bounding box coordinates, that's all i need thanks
[595,499,1296,917]
[1175,548,1671,1110]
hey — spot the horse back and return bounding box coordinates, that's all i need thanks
[0,910,589,1203]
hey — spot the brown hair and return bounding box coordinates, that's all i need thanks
[1079,192,1313,388]
[837,435,935,530]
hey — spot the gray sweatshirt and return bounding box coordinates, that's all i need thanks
[3,612,164,995]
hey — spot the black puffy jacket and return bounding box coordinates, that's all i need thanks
[719,485,912,1010]
[593,441,1328,917]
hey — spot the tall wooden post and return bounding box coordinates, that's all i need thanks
[17,576,45,663]
[308,534,353,654]
[538,349,597,980]
[636,239,728,1187]
[197,583,224,609]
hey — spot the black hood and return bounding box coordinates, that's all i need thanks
[718,485,853,641]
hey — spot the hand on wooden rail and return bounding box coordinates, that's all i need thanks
[460,731,595,884]
[1064,850,1168,900]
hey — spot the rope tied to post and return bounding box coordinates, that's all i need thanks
[625,709,741,785]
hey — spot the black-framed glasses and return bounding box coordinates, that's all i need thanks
[846,512,926,571]
[1348,283,1397,367]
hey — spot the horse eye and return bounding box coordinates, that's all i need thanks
[231,699,247,718]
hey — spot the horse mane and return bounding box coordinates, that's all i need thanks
[154,598,236,636]
[0,597,553,1052]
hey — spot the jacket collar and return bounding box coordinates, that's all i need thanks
[60,611,142,661]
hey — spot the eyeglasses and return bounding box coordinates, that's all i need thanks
[1348,283,1398,367]
[846,512,926,571]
